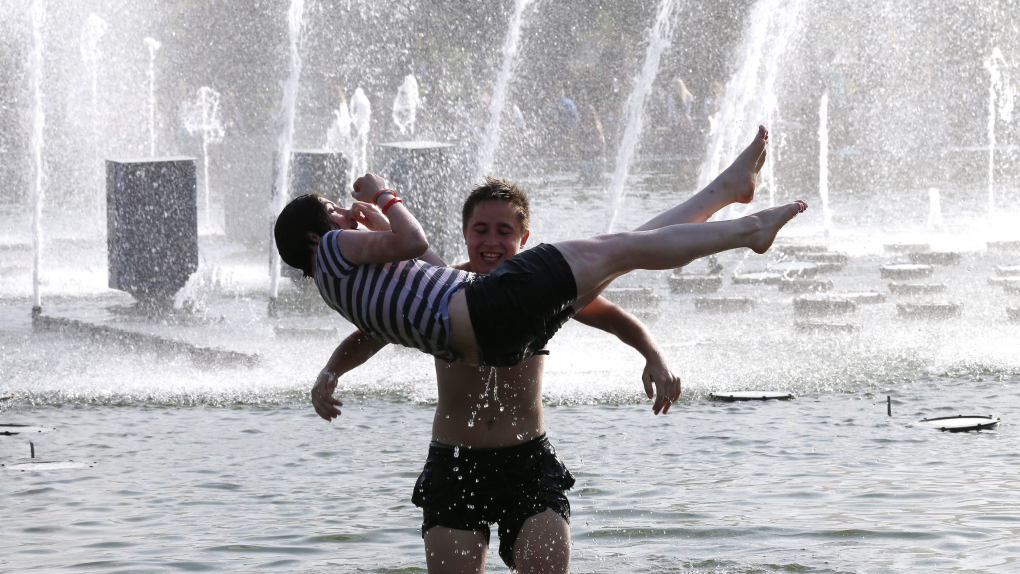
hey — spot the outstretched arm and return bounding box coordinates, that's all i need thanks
[334,174,430,265]
[573,296,680,415]
[312,329,389,421]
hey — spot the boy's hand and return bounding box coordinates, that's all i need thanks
[351,173,388,204]
[311,369,344,421]
[347,201,392,232]
[642,355,681,415]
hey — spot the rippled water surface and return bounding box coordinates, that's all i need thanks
[3,373,1019,573]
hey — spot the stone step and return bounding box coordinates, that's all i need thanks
[880,264,934,281]
[988,240,1020,253]
[889,282,947,295]
[602,287,660,308]
[897,302,962,320]
[732,271,783,285]
[778,278,834,293]
[838,292,887,304]
[793,296,857,316]
[794,321,861,334]
[885,242,930,253]
[694,296,756,313]
[769,261,820,278]
[994,265,1020,277]
[1008,307,1020,322]
[908,251,962,266]
[775,243,829,255]
[667,274,723,294]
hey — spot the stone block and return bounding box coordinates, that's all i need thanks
[889,282,947,295]
[794,321,860,334]
[695,296,756,313]
[884,243,930,253]
[107,158,198,301]
[880,264,934,281]
[908,251,961,266]
[376,141,463,260]
[793,296,857,316]
[778,278,834,293]
[769,260,820,278]
[897,302,962,320]
[988,240,1020,253]
[732,271,783,285]
[602,287,659,308]
[668,274,722,294]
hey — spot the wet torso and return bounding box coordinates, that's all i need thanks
[431,355,545,448]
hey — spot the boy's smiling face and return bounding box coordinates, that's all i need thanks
[463,200,529,275]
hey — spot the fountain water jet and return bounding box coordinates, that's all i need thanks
[927,187,943,232]
[182,86,225,232]
[697,0,804,220]
[818,91,831,235]
[327,95,354,188]
[392,74,420,136]
[81,15,107,221]
[983,48,1015,218]
[604,0,677,233]
[268,0,306,315]
[144,37,161,157]
[29,0,45,314]
[351,87,372,176]
[474,0,535,182]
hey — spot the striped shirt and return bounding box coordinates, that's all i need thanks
[314,230,474,362]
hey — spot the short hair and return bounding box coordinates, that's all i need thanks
[274,194,331,277]
[462,177,530,234]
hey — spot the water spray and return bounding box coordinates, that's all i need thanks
[183,87,226,231]
[818,92,831,236]
[392,74,420,136]
[268,0,306,317]
[144,37,161,157]
[604,0,677,232]
[475,0,535,182]
[30,0,46,317]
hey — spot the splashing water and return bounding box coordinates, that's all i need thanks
[474,0,535,182]
[927,187,943,231]
[80,15,107,221]
[603,0,677,232]
[30,0,45,310]
[351,87,372,177]
[327,98,355,189]
[144,37,161,157]
[268,0,306,306]
[818,91,831,235]
[697,0,804,220]
[183,87,226,231]
[392,74,420,135]
[983,48,1014,217]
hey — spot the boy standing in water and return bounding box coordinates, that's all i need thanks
[312,178,678,573]
[310,126,776,573]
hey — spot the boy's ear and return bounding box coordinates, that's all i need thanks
[519,229,530,247]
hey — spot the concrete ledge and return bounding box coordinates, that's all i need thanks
[775,244,828,255]
[778,278,834,293]
[988,241,1020,252]
[793,296,857,316]
[839,292,887,305]
[896,302,962,320]
[889,282,947,295]
[732,271,783,285]
[1008,307,1020,322]
[602,287,659,308]
[32,313,260,367]
[885,243,930,253]
[908,251,961,266]
[667,274,722,294]
[794,321,860,334]
[880,264,934,280]
[769,261,820,278]
[695,296,755,313]
[994,266,1020,277]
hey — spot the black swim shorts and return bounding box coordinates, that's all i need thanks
[464,243,578,367]
[411,434,575,570]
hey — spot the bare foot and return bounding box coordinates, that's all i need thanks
[745,200,807,254]
[705,125,768,205]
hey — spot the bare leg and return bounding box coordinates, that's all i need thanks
[636,125,768,231]
[561,202,807,306]
[424,527,488,574]
[513,509,571,574]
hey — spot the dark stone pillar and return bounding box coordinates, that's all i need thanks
[375,141,466,261]
[107,158,198,304]
[279,150,349,280]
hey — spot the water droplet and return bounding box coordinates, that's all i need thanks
[467,421,474,427]
[458,475,463,480]
[517,434,523,440]
[453,446,459,458]
[452,467,459,472]
[499,406,504,412]
[466,504,474,509]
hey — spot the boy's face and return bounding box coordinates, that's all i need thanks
[463,200,529,275]
[319,198,357,231]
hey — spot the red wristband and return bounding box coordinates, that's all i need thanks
[372,189,396,204]
[381,197,402,215]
